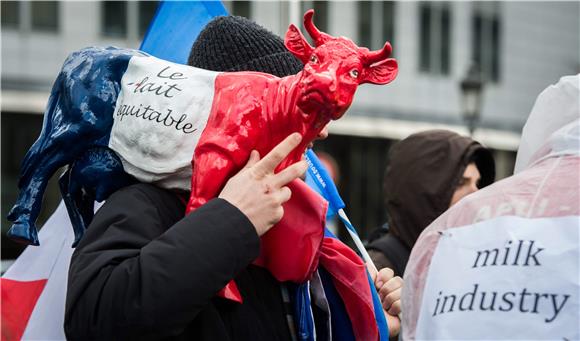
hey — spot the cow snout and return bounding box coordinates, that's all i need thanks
[311,71,336,93]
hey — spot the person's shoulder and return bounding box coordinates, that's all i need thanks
[77,183,187,244]
[103,183,187,220]
[108,183,183,204]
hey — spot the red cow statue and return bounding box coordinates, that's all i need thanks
[187,9,398,212]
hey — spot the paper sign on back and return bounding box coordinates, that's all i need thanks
[416,215,579,340]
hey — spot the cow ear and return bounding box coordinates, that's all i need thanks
[285,24,313,64]
[361,58,398,85]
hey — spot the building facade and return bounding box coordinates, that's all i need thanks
[2,1,579,257]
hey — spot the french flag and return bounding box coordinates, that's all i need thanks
[1,203,76,340]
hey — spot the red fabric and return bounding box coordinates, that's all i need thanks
[254,180,326,281]
[320,237,379,341]
[1,278,47,341]
[216,283,242,303]
[218,180,326,302]
[217,180,378,340]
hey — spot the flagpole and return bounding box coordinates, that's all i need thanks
[304,149,378,275]
[337,209,379,275]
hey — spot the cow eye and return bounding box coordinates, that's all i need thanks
[310,55,318,64]
[349,69,359,78]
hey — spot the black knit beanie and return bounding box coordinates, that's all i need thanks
[187,16,303,77]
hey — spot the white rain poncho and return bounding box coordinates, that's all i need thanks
[402,75,580,340]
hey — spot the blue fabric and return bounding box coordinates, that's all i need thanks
[324,227,338,238]
[293,283,315,341]
[318,267,355,341]
[140,1,228,64]
[304,149,345,219]
[368,271,390,340]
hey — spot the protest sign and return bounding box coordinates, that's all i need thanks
[416,215,579,340]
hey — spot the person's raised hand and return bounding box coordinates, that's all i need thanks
[372,267,403,337]
[219,133,307,236]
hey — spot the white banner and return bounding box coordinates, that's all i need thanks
[416,215,580,340]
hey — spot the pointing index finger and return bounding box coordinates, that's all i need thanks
[253,133,302,177]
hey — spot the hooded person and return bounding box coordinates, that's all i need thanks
[64,16,403,341]
[367,130,495,276]
[401,74,580,340]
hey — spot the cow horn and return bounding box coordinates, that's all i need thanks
[365,42,393,65]
[304,9,331,46]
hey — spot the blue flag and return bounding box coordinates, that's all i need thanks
[140,1,227,64]
[304,149,345,219]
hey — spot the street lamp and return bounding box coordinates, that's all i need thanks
[460,64,484,136]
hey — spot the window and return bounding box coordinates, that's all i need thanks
[358,1,395,50]
[222,1,252,19]
[419,4,431,71]
[31,1,59,32]
[1,1,60,32]
[1,1,19,29]
[138,1,159,37]
[102,1,159,39]
[299,0,328,46]
[472,5,501,82]
[301,1,328,33]
[418,2,452,75]
[441,7,451,74]
[382,2,395,48]
[231,1,251,19]
[102,1,127,38]
[359,1,372,48]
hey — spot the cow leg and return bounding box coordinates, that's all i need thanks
[8,128,109,246]
[84,147,135,203]
[74,192,95,247]
[58,168,88,247]
[71,147,136,246]
[7,174,51,246]
[69,176,96,248]
[7,140,67,245]
[7,139,81,245]
[65,147,136,246]
[186,150,239,214]
[7,81,84,245]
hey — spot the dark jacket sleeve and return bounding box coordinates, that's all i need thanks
[64,184,260,340]
[367,233,410,277]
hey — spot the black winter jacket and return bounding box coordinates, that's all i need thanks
[65,183,293,341]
